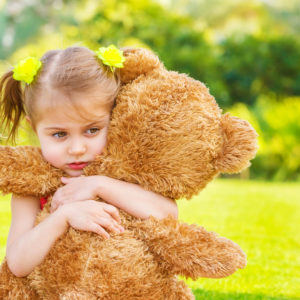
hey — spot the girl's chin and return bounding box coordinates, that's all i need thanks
[64,169,84,177]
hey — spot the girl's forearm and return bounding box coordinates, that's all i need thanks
[95,176,178,219]
[6,209,68,277]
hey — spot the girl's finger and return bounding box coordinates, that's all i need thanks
[113,220,125,232]
[97,217,122,234]
[88,223,110,239]
[111,221,124,233]
[61,177,72,184]
[97,210,124,232]
[51,195,63,211]
[50,202,58,213]
[103,204,121,224]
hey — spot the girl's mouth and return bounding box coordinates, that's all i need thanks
[67,162,88,170]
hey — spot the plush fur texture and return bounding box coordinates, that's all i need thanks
[0,48,258,299]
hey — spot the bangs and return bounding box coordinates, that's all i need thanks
[31,87,112,126]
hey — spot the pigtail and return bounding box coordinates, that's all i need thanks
[0,70,25,143]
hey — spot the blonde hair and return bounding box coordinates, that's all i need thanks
[0,46,121,143]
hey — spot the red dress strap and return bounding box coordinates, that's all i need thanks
[40,196,48,210]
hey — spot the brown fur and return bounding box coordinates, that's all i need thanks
[0,48,257,299]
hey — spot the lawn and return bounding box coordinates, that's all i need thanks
[1,179,299,300]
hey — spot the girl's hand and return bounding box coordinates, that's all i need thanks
[51,176,102,213]
[59,200,124,239]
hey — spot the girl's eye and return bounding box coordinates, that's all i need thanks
[53,132,67,138]
[86,128,100,135]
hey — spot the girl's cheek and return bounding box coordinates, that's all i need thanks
[93,136,107,156]
[40,143,64,168]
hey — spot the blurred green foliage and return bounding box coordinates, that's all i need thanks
[0,0,299,181]
[218,35,300,107]
[229,97,300,181]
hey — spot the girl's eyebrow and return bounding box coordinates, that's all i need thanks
[86,120,108,127]
[44,127,67,131]
[44,120,108,131]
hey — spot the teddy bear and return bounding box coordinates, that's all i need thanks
[0,48,258,299]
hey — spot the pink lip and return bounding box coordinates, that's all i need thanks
[67,162,88,170]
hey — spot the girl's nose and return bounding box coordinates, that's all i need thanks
[68,139,87,156]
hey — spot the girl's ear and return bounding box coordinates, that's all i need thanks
[25,115,36,133]
[214,113,258,173]
[120,48,164,84]
[25,116,34,131]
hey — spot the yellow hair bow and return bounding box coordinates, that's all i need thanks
[13,56,42,84]
[95,45,126,72]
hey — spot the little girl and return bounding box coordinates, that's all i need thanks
[0,45,177,277]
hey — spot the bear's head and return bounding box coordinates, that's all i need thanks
[86,48,258,200]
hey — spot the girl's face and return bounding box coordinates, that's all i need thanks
[32,88,112,177]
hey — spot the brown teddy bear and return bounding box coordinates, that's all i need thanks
[0,48,258,299]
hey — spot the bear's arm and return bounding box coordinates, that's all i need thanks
[129,216,247,279]
[0,146,63,197]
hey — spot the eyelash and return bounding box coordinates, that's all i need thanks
[52,132,66,138]
[52,128,100,139]
[87,127,100,135]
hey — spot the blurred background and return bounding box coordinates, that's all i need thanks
[0,0,299,181]
[0,0,299,299]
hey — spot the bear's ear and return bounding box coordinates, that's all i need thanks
[120,47,163,84]
[214,113,258,173]
[0,146,63,196]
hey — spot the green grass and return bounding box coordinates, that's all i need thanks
[1,180,299,299]
[178,180,300,300]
